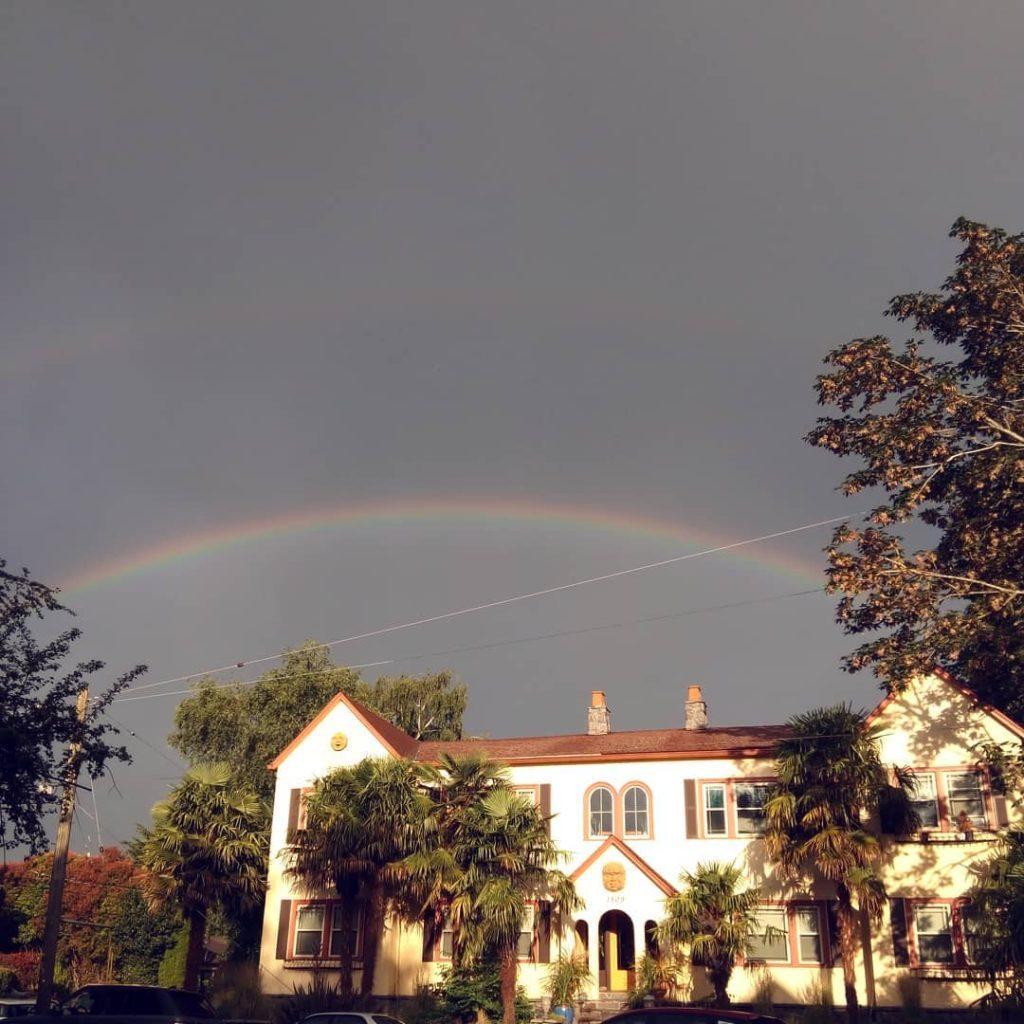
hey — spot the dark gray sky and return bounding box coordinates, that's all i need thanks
[3,2,1023,848]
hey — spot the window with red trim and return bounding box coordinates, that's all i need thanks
[744,903,829,967]
[906,899,974,967]
[289,900,362,961]
[907,769,990,832]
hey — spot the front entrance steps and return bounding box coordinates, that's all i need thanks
[578,995,629,1024]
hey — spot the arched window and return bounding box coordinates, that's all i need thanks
[588,786,614,837]
[623,785,650,837]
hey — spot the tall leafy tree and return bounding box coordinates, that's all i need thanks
[0,562,145,852]
[807,219,1024,715]
[170,642,467,801]
[764,705,918,1024]
[656,862,764,1008]
[134,764,267,991]
[286,758,429,997]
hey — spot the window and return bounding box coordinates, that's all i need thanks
[947,772,987,829]
[328,904,361,957]
[748,908,789,962]
[588,786,614,836]
[735,783,772,835]
[294,905,325,957]
[516,905,535,959]
[703,784,727,836]
[513,786,539,806]
[909,772,939,829]
[623,786,650,837]
[914,905,954,964]
[796,908,823,964]
[441,916,455,959]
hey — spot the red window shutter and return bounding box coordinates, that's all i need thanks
[993,792,1010,828]
[683,779,698,839]
[287,789,302,839]
[537,901,552,963]
[422,913,438,962]
[275,900,292,960]
[890,898,910,966]
[540,784,552,834]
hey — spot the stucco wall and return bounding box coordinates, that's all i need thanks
[258,674,1022,1010]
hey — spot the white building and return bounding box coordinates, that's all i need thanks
[259,673,1022,1011]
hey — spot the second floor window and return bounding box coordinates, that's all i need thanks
[703,784,727,836]
[589,786,614,836]
[909,773,940,828]
[947,772,986,829]
[735,783,772,835]
[623,786,650,837]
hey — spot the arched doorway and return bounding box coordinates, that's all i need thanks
[597,910,634,992]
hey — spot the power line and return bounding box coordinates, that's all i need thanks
[112,587,823,705]
[117,512,846,698]
[108,715,187,770]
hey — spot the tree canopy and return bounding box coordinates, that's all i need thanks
[808,219,1024,714]
[0,562,145,852]
[169,642,467,800]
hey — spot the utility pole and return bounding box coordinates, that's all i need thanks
[35,688,89,1011]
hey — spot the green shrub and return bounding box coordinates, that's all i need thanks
[157,925,189,989]
[0,967,18,996]
[429,960,533,1024]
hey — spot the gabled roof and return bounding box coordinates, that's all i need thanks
[268,690,789,770]
[267,690,419,769]
[569,834,677,896]
[865,667,1024,741]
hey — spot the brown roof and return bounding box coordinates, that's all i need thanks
[414,723,792,764]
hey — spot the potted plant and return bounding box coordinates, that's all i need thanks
[545,952,592,1024]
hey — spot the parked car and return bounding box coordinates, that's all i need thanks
[20,985,217,1024]
[0,997,36,1019]
[297,1013,406,1024]
[604,1009,785,1024]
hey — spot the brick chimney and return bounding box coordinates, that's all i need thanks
[587,690,611,735]
[685,684,708,730]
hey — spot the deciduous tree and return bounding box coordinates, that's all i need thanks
[808,219,1024,714]
[0,562,144,852]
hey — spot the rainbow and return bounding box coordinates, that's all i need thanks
[58,497,830,595]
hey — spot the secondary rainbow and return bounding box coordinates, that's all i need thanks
[59,497,829,594]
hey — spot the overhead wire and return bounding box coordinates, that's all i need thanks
[116,511,849,698]
[111,587,823,705]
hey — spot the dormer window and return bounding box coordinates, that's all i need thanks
[588,786,614,837]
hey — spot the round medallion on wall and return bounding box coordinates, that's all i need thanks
[330,732,349,751]
[602,862,626,892]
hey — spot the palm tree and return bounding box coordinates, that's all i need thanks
[287,757,428,997]
[403,753,511,967]
[134,763,268,991]
[656,862,764,1008]
[763,703,918,1024]
[460,788,580,1024]
[404,755,579,1024]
